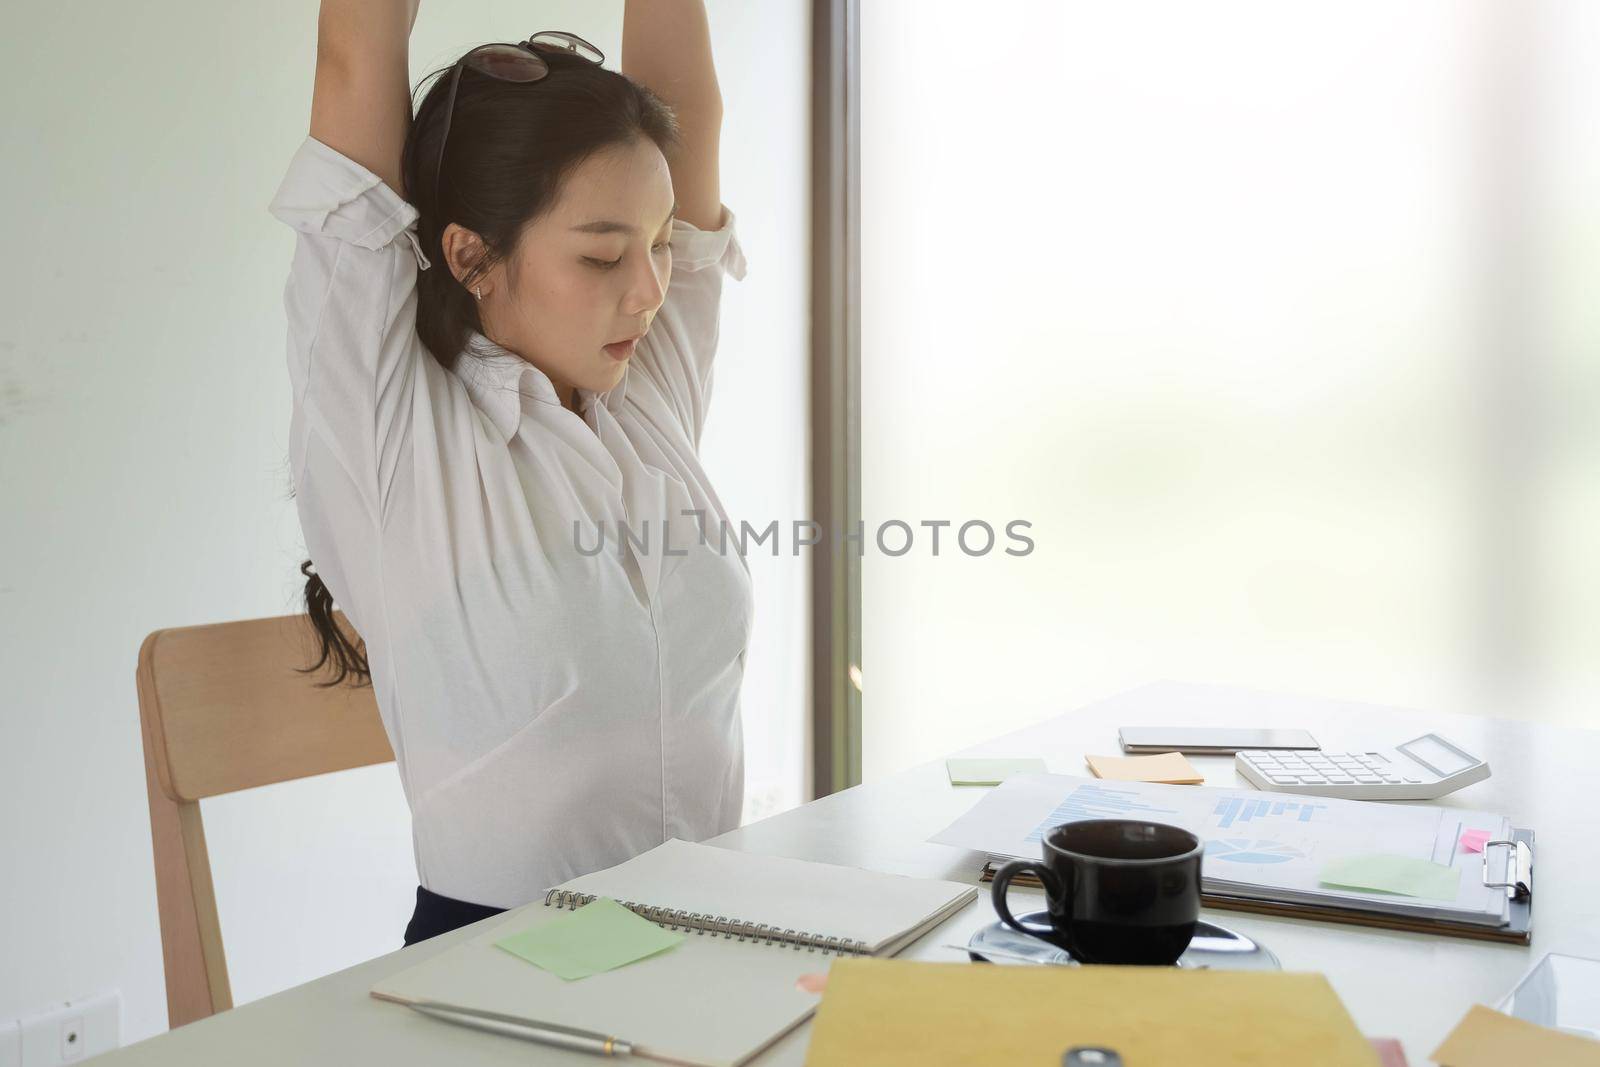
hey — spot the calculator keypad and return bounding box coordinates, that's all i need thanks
[1238,751,1423,787]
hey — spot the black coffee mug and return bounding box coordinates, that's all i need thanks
[991,818,1203,965]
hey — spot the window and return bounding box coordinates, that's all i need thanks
[860,1,1600,779]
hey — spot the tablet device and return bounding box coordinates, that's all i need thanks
[1117,727,1319,755]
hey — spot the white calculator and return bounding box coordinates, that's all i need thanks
[1234,733,1491,800]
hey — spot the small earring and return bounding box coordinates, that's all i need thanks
[473,286,483,301]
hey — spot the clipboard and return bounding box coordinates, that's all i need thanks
[980,828,1535,945]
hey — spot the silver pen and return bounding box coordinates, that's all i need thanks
[393,995,634,1057]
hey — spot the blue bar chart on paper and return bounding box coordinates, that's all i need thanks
[1024,783,1184,843]
[929,773,1475,898]
[1212,796,1328,830]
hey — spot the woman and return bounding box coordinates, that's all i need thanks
[267,0,753,946]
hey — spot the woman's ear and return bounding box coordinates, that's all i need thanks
[441,222,494,297]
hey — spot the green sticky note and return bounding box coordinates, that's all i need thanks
[494,897,683,980]
[946,758,1048,786]
[1318,854,1462,900]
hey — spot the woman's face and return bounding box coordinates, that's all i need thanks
[460,137,677,409]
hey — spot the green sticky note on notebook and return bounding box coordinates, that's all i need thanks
[1318,854,1461,900]
[946,758,1048,786]
[494,897,683,980]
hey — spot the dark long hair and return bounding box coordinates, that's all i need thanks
[297,44,683,689]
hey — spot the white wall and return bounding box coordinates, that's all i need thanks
[0,0,808,1047]
[861,0,1600,779]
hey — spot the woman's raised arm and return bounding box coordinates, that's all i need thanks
[622,0,724,231]
[309,0,421,197]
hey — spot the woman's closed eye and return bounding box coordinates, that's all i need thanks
[586,241,672,270]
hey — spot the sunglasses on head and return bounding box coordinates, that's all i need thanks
[431,30,605,221]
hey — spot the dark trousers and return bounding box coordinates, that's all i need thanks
[402,884,507,947]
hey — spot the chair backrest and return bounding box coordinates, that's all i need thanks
[136,611,393,1028]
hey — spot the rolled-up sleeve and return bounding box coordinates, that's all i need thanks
[633,203,748,450]
[268,135,431,529]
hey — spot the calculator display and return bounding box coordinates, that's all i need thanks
[1398,736,1475,776]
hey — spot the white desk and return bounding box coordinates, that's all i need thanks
[97,681,1600,1064]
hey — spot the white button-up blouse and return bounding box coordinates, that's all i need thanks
[267,135,754,908]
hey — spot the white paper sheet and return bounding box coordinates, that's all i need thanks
[929,773,1511,923]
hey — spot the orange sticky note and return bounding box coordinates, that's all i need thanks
[1085,751,1205,785]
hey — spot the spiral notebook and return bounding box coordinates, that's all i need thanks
[369,839,978,1067]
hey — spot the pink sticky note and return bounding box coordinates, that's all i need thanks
[1460,829,1492,853]
[1367,1037,1409,1067]
[795,973,829,994]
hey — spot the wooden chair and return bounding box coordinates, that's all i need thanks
[135,611,393,1028]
